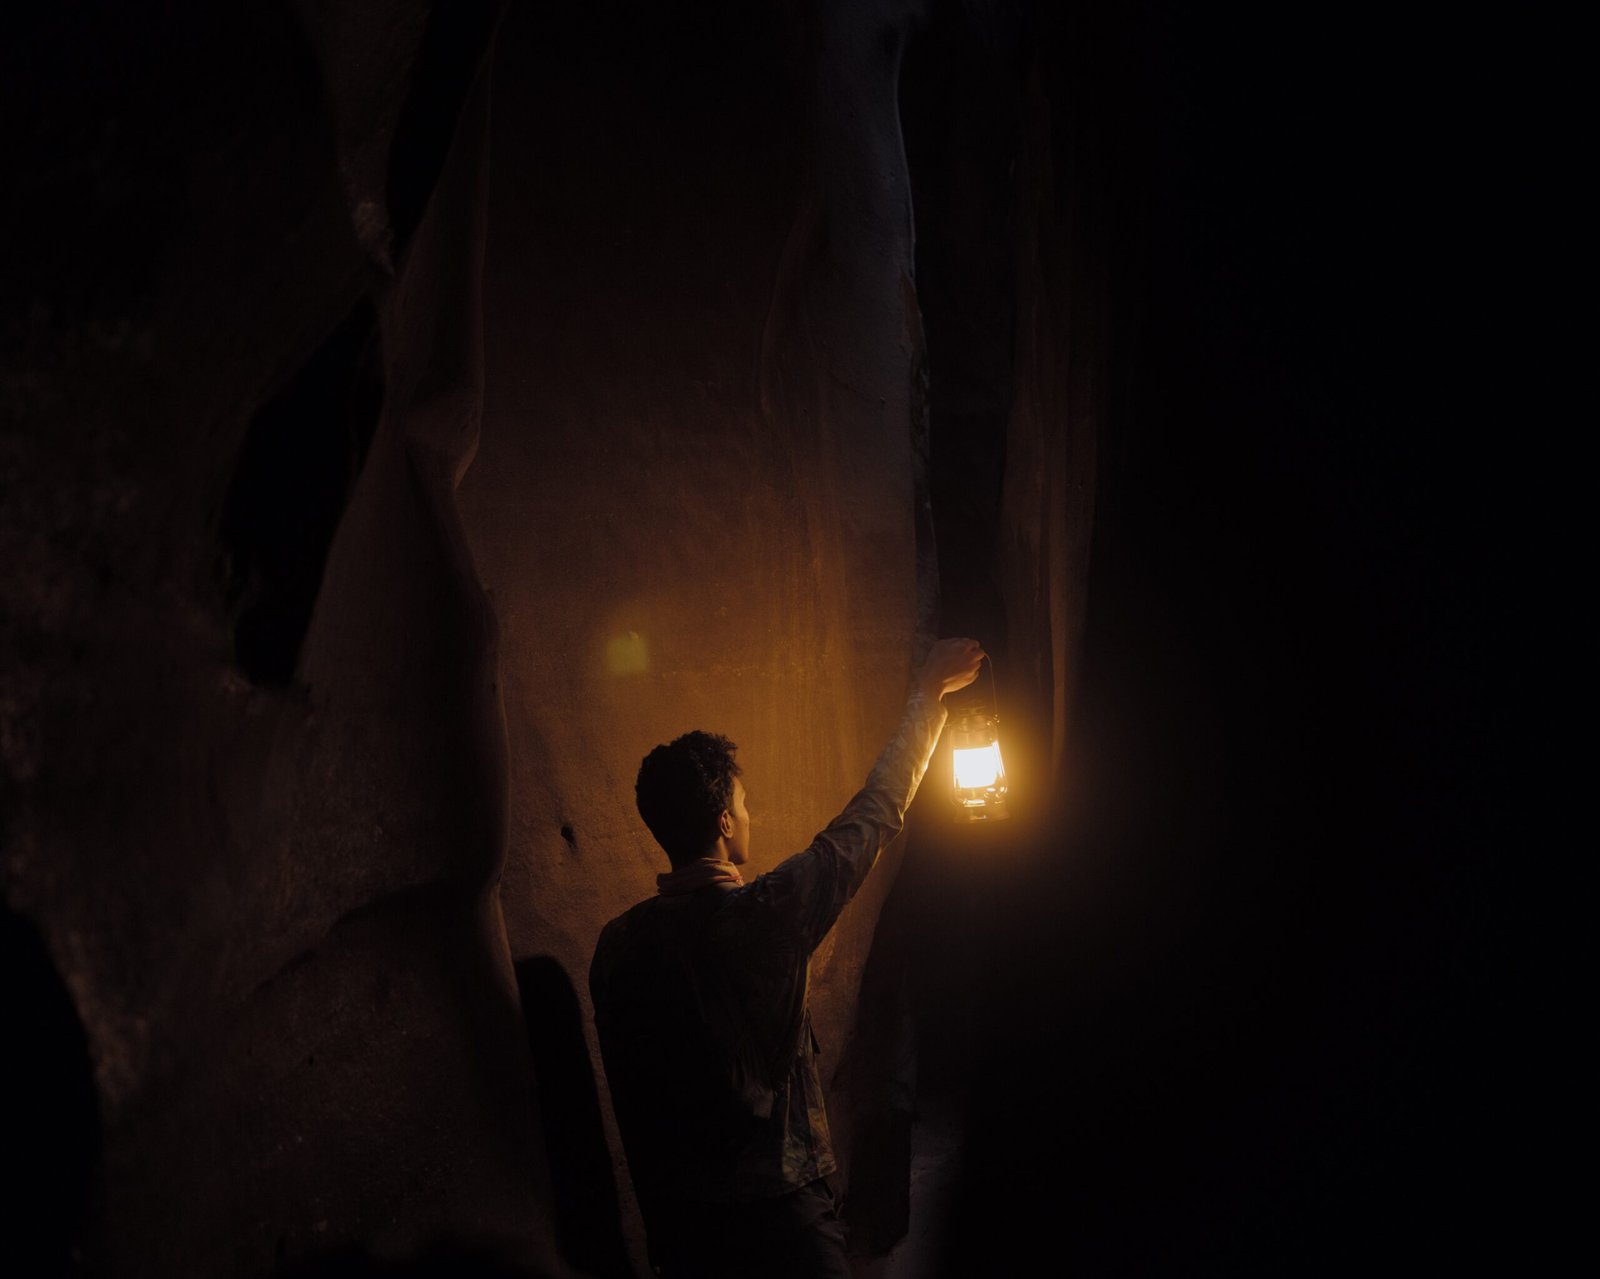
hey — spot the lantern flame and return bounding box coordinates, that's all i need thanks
[948,667,1009,822]
[953,742,1003,790]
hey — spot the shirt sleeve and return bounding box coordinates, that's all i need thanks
[745,687,949,955]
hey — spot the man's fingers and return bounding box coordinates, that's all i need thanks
[923,637,986,693]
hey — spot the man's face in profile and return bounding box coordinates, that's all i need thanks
[724,776,751,865]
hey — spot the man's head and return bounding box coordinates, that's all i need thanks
[635,731,750,867]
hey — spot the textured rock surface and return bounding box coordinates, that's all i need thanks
[1,4,564,1274]
[907,5,1510,1276]
[3,1,953,1274]
[461,3,935,1267]
[4,2,1502,1277]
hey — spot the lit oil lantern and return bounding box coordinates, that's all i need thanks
[951,707,1009,822]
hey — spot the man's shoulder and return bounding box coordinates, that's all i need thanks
[593,886,773,983]
[594,896,662,960]
[598,888,739,948]
[592,894,703,976]
[601,894,660,931]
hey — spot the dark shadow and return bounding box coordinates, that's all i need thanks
[513,956,632,1279]
[899,0,1027,648]
[219,297,383,685]
[2,906,101,1277]
[924,0,1509,1272]
[386,0,502,261]
[832,866,916,1258]
[281,1237,552,1278]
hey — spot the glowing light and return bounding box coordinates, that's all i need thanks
[605,630,650,675]
[953,742,1002,790]
[949,705,1009,822]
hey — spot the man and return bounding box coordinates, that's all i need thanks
[589,637,985,1278]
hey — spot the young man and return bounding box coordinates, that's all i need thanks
[589,638,984,1278]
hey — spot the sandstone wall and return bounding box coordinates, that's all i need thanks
[462,4,935,1267]
[2,3,945,1274]
[2,4,566,1273]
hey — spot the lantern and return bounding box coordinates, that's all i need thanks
[951,704,1009,822]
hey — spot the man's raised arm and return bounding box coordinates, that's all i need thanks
[752,637,986,951]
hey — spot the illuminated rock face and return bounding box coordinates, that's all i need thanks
[462,4,934,1266]
[0,5,1490,1274]
[2,1,952,1274]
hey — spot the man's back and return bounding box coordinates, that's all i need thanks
[591,878,832,1205]
[592,683,951,1207]
[590,639,981,1275]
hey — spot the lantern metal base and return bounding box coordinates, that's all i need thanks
[955,799,1010,823]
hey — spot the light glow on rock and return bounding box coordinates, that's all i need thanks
[605,630,650,675]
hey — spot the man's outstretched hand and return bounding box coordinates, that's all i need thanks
[918,637,986,701]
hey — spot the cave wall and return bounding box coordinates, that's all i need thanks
[462,2,935,1266]
[920,3,1510,1275]
[2,4,566,1274]
[3,2,1496,1276]
[3,0,950,1274]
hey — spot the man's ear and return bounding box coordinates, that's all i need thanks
[719,809,734,839]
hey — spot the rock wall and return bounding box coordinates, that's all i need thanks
[917,3,1510,1274]
[462,3,935,1268]
[7,2,1494,1276]
[3,2,950,1274]
[2,4,566,1274]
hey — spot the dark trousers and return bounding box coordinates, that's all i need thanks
[645,1179,851,1279]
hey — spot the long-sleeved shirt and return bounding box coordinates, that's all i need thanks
[589,688,948,1206]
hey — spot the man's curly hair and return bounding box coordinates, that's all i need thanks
[635,731,742,866]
